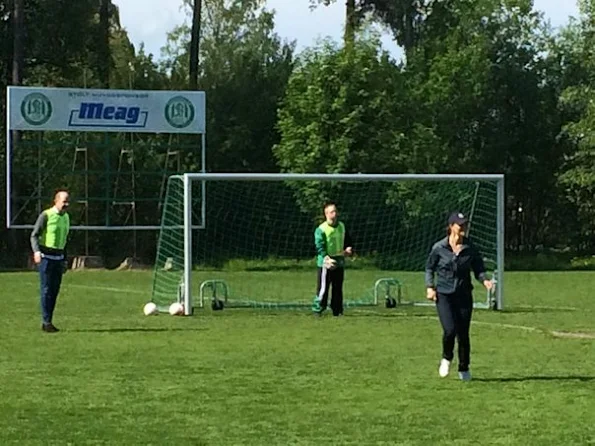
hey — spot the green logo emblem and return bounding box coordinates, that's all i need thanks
[20,93,53,126]
[165,96,195,129]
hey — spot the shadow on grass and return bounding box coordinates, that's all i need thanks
[474,375,595,383]
[68,327,206,333]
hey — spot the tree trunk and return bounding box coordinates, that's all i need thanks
[189,0,202,90]
[12,0,23,84]
[98,0,111,88]
[344,0,357,49]
[403,1,415,60]
[10,0,24,266]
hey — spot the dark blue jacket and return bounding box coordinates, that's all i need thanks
[425,237,487,295]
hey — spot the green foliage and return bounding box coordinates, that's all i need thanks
[505,252,595,271]
[162,0,295,171]
[274,38,402,172]
[555,2,595,249]
[274,35,406,213]
[310,0,448,54]
[404,0,566,250]
[275,37,405,175]
[2,0,595,262]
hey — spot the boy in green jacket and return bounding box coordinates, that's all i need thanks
[312,201,353,316]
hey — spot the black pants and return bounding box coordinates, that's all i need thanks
[316,267,344,315]
[436,291,473,372]
[39,257,64,324]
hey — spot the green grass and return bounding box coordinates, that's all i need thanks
[0,270,594,445]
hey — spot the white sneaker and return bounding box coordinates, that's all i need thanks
[458,371,472,382]
[438,359,451,378]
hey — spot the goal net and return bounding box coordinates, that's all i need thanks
[150,173,504,314]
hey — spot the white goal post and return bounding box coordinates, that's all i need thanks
[163,173,505,315]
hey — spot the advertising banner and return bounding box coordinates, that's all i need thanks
[7,86,206,134]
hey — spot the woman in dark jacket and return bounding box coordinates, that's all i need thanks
[425,212,493,381]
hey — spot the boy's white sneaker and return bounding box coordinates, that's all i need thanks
[438,359,451,378]
[458,371,472,382]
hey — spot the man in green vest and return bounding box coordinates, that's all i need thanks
[30,189,71,333]
[312,201,353,316]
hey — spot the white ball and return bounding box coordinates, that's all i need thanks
[143,302,158,316]
[168,302,184,316]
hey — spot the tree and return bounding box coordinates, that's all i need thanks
[310,0,457,58]
[12,0,23,85]
[275,37,405,174]
[273,34,409,214]
[402,0,565,250]
[310,0,358,47]
[189,0,202,89]
[556,0,595,249]
[97,0,111,87]
[163,0,295,172]
[362,0,449,57]
[6,0,24,257]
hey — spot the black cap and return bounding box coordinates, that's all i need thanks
[448,212,468,226]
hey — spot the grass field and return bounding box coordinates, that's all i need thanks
[0,269,594,445]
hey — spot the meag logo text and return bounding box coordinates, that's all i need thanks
[68,102,148,128]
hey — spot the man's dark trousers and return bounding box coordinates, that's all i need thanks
[436,291,473,372]
[316,266,345,316]
[39,257,64,324]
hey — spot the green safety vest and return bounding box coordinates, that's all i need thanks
[319,221,345,257]
[40,208,70,250]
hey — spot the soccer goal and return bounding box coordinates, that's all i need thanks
[150,173,505,315]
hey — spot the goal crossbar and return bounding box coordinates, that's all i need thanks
[185,173,505,182]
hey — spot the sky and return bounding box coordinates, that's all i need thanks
[111,0,580,61]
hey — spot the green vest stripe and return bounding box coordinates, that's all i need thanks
[40,208,70,249]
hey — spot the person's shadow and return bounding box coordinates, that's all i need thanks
[474,375,595,383]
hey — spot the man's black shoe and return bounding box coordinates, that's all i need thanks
[42,323,59,333]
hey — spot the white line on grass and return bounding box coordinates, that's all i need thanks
[353,309,595,339]
[550,330,595,339]
[470,320,541,333]
[352,309,543,333]
[516,304,579,311]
